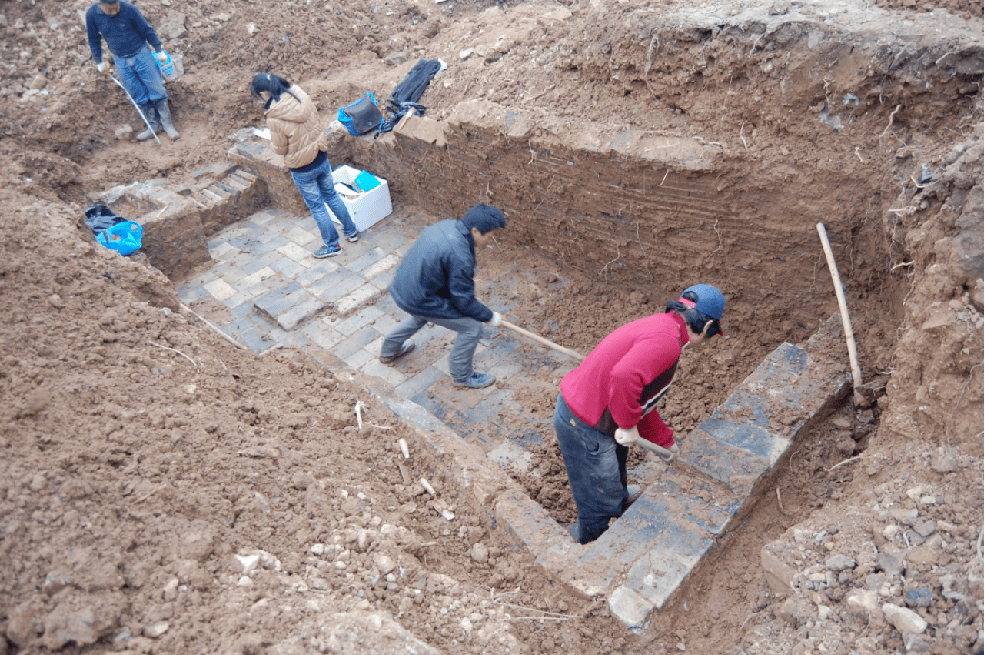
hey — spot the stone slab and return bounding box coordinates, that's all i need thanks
[679,427,772,496]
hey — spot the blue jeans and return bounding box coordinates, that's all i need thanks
[113,44,167,106]
[554,392,628,544]
[382,314,484,382]
[290,157,358,248]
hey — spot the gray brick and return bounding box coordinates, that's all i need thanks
[335,305,384,337]
[332,325,381,360]
[241,250,283,276]
[395,366,446,399]
[253,282,304,319]
[361,357,409,387]
[211,262,248,285]
[276,293,325,331]
[296,263,334,288]
[608,587,653,632]
[345,247,389,275]
[271,256,306,279]
[313,273,364,303]
[678,427,771,497]
[254,234,290,252]
[178,284,209,304]
[222,289,254,310]
[297,320,344,350]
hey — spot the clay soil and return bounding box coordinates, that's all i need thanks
[1,0,983,653]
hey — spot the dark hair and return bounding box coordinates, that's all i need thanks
[250,73,299,110]
[666,290,722,338]
[461,204,506,234]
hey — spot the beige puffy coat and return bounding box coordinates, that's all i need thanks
[265,85,328,170]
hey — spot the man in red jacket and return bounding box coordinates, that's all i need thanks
[555,284,726,544]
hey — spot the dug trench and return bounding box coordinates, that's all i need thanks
[1,0,982,652]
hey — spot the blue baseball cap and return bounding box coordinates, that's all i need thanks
[682,284,726,320]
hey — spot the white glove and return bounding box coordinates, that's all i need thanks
[96,62,108,73]
[489,312,503,327]
[155,51,167,64]
[614,426,640,445]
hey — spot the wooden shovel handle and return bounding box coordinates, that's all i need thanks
[498,319,584,361]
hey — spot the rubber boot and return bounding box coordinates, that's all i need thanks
[154,99,180,140]
[135,104,161,141]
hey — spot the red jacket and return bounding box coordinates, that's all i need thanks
[559,312,689,449]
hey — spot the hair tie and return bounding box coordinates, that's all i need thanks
[678,297,696,308]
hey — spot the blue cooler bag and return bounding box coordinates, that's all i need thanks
[338,93,384,136]
[97,221,143,256]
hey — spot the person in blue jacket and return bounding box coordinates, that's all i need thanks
[86,0,179,140]
[380,204,507,390]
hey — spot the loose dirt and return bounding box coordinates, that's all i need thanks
[1,0,982,653]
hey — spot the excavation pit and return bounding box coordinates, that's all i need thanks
[90,103,861,627]
[79,1,980,626]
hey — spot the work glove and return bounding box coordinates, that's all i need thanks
[96,61,109,73]
[489,312,503,328]
[155,51,168,64]
[614,426,640,445]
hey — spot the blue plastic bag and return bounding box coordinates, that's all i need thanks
[337,93,384,136]
[96,221,143,256]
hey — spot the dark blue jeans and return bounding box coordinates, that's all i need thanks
[554,392,628,544]
[290,157,357,248]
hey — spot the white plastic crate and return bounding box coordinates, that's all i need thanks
[325,165,392,233]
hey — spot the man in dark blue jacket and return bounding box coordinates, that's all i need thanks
[86,0,179,140]
[380,204,507,390]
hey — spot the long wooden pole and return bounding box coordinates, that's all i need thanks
[816,223,864,404]
[499,319,584,361]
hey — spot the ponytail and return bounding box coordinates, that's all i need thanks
[250,72,300,109]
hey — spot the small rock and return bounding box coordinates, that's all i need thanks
[143,621,168,639]
[905,588,933,608]
[930,452,957,473]
[891,508,919,526]
[778,596,814,627]
[913,520,936,537]
[904,634,932,653]
[878,551,906,576]
[470,543,489,564]
[847,588,880,613]
[115,125,133,139]
[235,554,259,574]
[883,603,927,634]
[374,554,396,575]
[385,51,409,67]
[826,555,856,572]
[769,0,791,14]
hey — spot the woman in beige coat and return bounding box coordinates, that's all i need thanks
[251,73,359,258]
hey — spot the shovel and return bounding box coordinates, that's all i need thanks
[498,319,584,361]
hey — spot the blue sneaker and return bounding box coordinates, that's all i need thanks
[346,232,359,243]
[313,244,341,259]
[452,372,496,389]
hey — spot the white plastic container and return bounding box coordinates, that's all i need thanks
[326,165,393,233]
